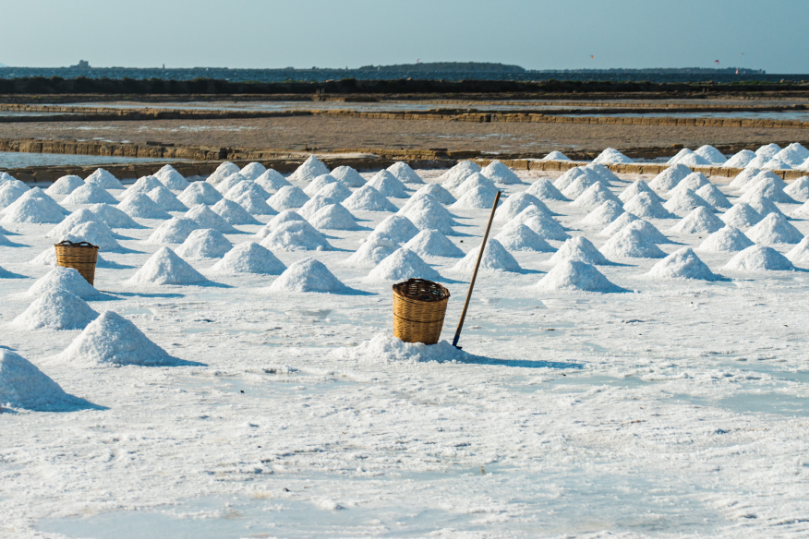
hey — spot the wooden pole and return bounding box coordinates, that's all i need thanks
[452,191,501,349]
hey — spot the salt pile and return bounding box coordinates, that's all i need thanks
[454,173,496,196]
[240,162,267,181]
[289,155,330,182]
[147,185,188,212]
[345,236,399,267]
[118,193,171,220]
[729,168,763,190]
[268,258,347,293]
[216,173,248,195]
[404,230,465,257]
[669,207,725,235]
[761,157,793,171]
[84,168,123,190]
[739,178,796,204]
[343,185,397,212]
[304,174,338,196]
[179,182,223,206]
[451,184,500,210]
[592,148,633,165]
[412,183,456,205]
[46,175,84,196]
[495,192,550,222]
[27,267,100,299]
[206,162,241,187]
[225,181,270,201]
[185,205,237,233]
[62,184,118,205]
[299,195,334,219]
[537,261,622,292]
[667,148,710,167]
[698,226,754,253]
[745,213,803,244]
[542,151,571,161]
[481,160,522,185]
[791,200,809,219]
[549,236,611,266]
[723,149,757,168]
[721,203,762,229]
[387,162,424,185]
[440,161,481,190]
[509,209,570,241]
[742,171,789,192]
[233,191,276,215]
[600,227,666,259]
[622,219,669,244]
[663,189,713,217]
[368,215,419,243]
[756,143,782,159]
[0,350,87,411]
[210,242,286,275]
[553,167,589,191]
[46,208,105,239]
[670,172,710,195]
[62,221,125,252]
[623,192,674,219]
[398,195,458,235]
[599,212,638,237]
[259,220,331,251]
[128,175,164,196]
[258,210,305,237]
[255,169,292,192]
[561,175,599,199]
[646,248,721,281]
[746,195,785,219]
[58,311,178,366]
[154,166,190,190]
[1,189,67,224]
[620,180,661,203]
[695,145,727,165]
[368,170,409,198]
[773,143,809,166]
[332,332,480,365]
[571,182,621,209]
[85,203,140,229]
[585,163,619,184]
[365,248,441,282]
[128,247,207,285]
[330,166,366,188]
[176,229,233,259]
[310,203,362,231]
[494,224,554,252]
[695,184,732,209]
[784,176,809,202]
[315,182,352,203]
[580,200,624,227]
[648,164,692,192]
[747,154,779,169]
[11,290,98,330]
[211,199,260,225]
[268,186,310,211]
[147,217,201,244]
[786,237,809,265]
[451,238,521,274]
[0,181,28,210]
[525,178,568,201]
[724,246,794,272]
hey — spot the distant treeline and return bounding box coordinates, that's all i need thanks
[0,77,806,95]
[356,62,525,72]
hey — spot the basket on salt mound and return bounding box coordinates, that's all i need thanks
[392,278,450,346]
[54,240,99,285]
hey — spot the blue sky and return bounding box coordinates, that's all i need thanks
[3,0,808,73]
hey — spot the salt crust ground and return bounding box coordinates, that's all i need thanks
[3,164,809,537]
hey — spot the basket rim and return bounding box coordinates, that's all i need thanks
[392,278,450,302]
[55,240,99,250]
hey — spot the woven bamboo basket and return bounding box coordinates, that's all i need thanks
[392,278,450,345]
[54,241,99,285]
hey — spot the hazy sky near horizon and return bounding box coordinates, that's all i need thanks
[3,0,808,73]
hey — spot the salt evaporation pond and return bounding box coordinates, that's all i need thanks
[0,151,190,169]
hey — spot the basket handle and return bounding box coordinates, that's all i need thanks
[56,240,96,248]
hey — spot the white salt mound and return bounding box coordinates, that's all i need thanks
[233,191,276,215]
[786,237,809,265]
[668,148,710,167]
[721,203,762,229]
[773,143,809,165]
[600,228,666,259]
[206,162,241,186]
[46,175,85,195]
[756,143,782,158]
[746,195,786,219]
[368,215,420,243]
[646,248,720,281]
[592,148,633,165]
[452,238,521,274]
[622,219,669,244]
[526,178,568,201]
[58,311,177,366]
[561,175,599,199]
[387,162,424,185]
[745,213,803,245]
[62,183,118,205]
[724,246,794,271]
[299,195,334,220]
[648,164,692,192]
[5,188,71,221]
[62,221,124,252]
[315,181,352,203]
[330,166,366,188]
[346,236,399,267]
[580,200,624,227]
[440,161,481,190]
[365,248,440,282]
[494,224,554,252]
[399,196,457,235]
[118,193,171,219]
[537,261,622,293]
[210,242,286,275]
[304,174,338,196]
[260,220,331,251]
[404,229,465,257]
[289,155,330,182]
[695,145,727,165]
[86,203,140,229]
[669,207,725,235]
[495,192,549,222]
[128,247,207,285]
[740,178,796,205]
[553,167,588,191]
[12,290,98,330]
[268,186,310,211]
[0,350,87,411]
[670,172,709,194]
[623,192,674,219]
[542,151,570,161]
[451,184,500,210]
[212,198,260,225]
[310,203,362,231]
[268,258,347,293]
[698,226,754,253]
[695,184,732,209]
[240,162,267,181]
[332,333,477,365]
[571,182,621,209]
[185,204,237,233]
[368,170,409,198]
[620,180,661,203]
[729,168,762,190]
[412,183,456,205]
[454,173,496,196]
[0,182,28,210]
[147,217,201,244]
[343,185,398,212]
[664,189,713,217]
[510,211,570,241]
[178,181,223,206]
[215,173,249,195]
[549,236,610,266]
[255,169,292,192]
[84,169,123,190]
[128,175,164,196]
[224,180,270,201]
[176,229,233,259]
[723,149,756,168]
[761,157,792,171]
[481,160,522,185]
[46,208,103,239]
[784,176,809,202]
[600,212,638,237]
[155,168,190,190]
[257,210,305,238]
[27,267,100,299]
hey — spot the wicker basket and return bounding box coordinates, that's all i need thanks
[54,241,99,285]
[392,279,451,345]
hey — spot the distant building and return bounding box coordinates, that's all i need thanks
[70,60,91,69]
